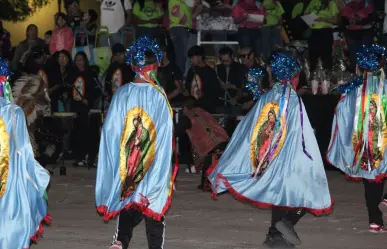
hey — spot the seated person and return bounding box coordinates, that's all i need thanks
[185,45,223,113]
[216,46,246,106]
[105,43,134,100]
[157,44,184,103]
[238,46,269,112]
[175,96,229,190]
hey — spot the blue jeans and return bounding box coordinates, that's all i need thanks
[261,25,282,61]
[170,27,190,75]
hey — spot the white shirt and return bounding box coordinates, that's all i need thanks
[100,0,132,34]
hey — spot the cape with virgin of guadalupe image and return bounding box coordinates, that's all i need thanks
[207,52,333,215]
[327,44,387,181]
[0,59,51,249]
[95,37,178,222]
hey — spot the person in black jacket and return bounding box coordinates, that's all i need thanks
[71,51,97,166]
[105,43,134,100]
[185,45,223,113]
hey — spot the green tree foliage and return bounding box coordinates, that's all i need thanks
[0,0,51,22]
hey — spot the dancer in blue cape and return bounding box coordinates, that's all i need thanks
[327,44,387,233]
[208,52,333,248]
[95,37,178,249]
[0,59,51,249]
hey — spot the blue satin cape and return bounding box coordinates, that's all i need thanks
[327,73,387,180]
[208,84,333,215]
[0,98,50,249]
[96,83,176,222]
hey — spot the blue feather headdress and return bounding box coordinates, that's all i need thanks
[125,36,163,67]
[356,44,386,72]
[245,67,264,100]
[270,52,301,82]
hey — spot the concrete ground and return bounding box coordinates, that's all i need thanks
[34,166,387,249]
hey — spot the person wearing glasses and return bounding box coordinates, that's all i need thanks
[238,46,269,111]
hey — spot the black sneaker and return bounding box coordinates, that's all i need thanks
[275,220,301,245]
[263,233,294,248]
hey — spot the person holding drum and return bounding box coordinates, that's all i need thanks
[0,58,51,249]
[96,37,177,249]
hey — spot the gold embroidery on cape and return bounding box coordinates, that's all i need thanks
[352,93,387,170]
[119,107,156,199]
[250,102,287,172]
[0,116,10,198]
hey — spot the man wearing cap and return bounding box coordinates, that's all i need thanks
[105,43,134,100]
[96,37,177,249]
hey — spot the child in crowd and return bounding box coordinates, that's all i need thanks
[50,12,74,54]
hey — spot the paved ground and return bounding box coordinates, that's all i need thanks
[34,165,387,249]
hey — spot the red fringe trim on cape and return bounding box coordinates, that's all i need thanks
[96,137,179,222]
[23,214,52,248]
[325,153,387,183]
[211,173,334,217]
[326,96,387,183]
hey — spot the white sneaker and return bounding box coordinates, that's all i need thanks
[184,165,196,174]
[109,241,123,249]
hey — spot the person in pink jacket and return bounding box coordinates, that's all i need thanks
[50,12,74,55]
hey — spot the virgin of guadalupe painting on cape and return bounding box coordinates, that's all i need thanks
[354,97,386,171]
[0,116,9,198]
[250,102,287,175]
[119,107,157,201]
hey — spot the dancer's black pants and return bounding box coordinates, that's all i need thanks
[363,179,385,225]
[269,207,306,234]
[113,209,165,249]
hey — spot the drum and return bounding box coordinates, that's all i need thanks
[52,112,77,133]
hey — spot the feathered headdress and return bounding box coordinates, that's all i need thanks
[270,52,301,82]
[126,36,163,69]
[125,36,163,86]
[0,58,11,100]
[245,67,264,100]
[356,44,386,72]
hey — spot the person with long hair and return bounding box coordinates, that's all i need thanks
[48,50,74,112]
[304,0,338,72]
[327,44,387,233]
[50,12,74,54]
[70,51,97,166]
